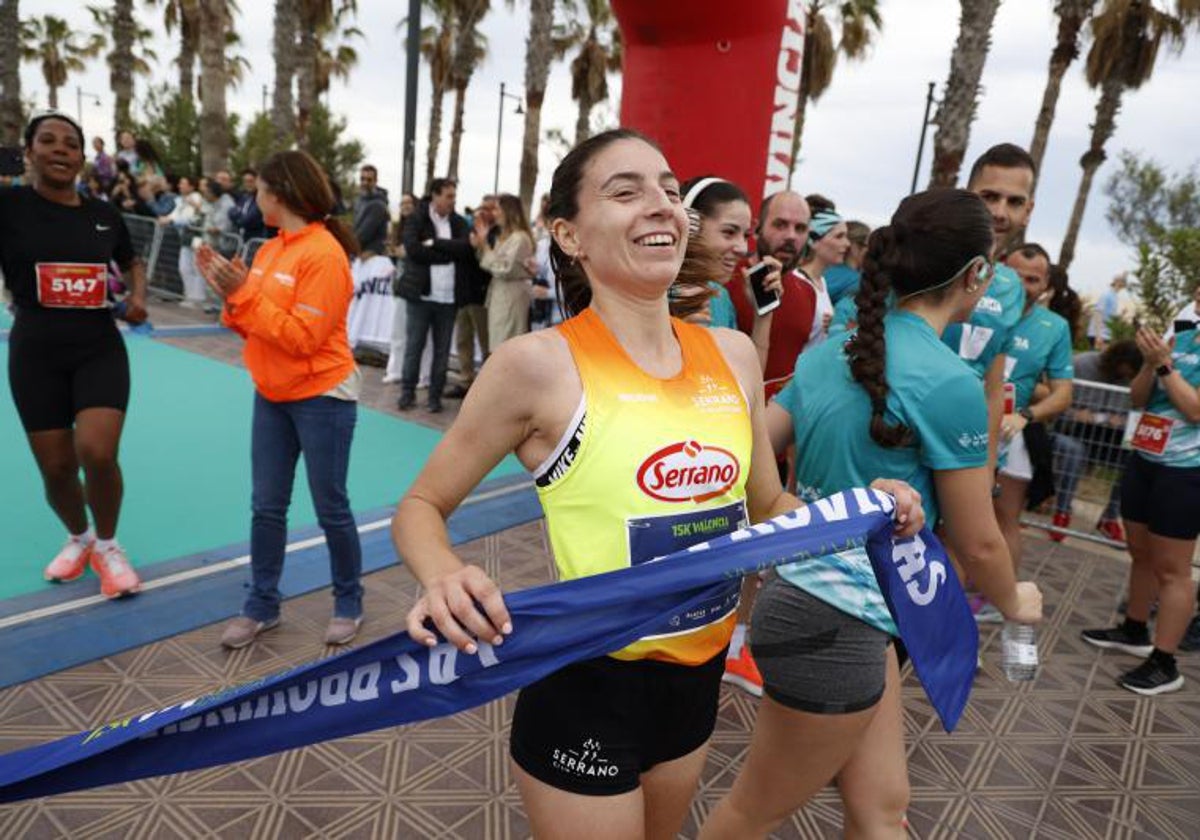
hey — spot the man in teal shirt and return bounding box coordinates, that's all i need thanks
[941,144,1037,470]
[992,243,1074,576]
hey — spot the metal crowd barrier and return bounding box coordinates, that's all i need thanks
[1021,378,1132,548]
[240,237,269,266]
[122,213,242,301]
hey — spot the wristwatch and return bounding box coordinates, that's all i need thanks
[1019,407,1034,423]
[1156,363,1173,377]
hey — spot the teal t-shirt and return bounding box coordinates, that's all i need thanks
[828,294,859,337]
[1140,329,1200,468]
[707,282,738,330]
[773,310,989,634]
[941,263,1026,379]
[1005,305,1075,410]
[824,264,861,305]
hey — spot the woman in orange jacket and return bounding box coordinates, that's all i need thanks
[196,150,365,650]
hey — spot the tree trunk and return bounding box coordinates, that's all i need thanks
[179,8,198,105]
[425,85,446,192]
[1059,77,1123,270]
[447,83,466,179]
[110,0,135,130]
[0,0,20,145]
[788,8,816,185]
[519,0,554,211]
[928,0,1001,188]
[48,84,59,109]
[295,23,317,149]
[198,1,230,175]
[1029,1,1093,178]
[573,88,593,146]
[271,0,297,147]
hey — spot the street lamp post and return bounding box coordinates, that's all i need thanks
[493,82,524,195]
[910,82,939,195]
[76,87,102,125]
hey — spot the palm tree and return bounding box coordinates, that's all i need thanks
[1059,0,1200,269]
[446,0,490,180]
[564,0,621,146]
[297,0,357,149]
[927,0,1002,188]
[404,0,455,191]
[0,0,21,145]
[20,14,106,110]
[315,17,362,103]
[90,2,158,131]
[271,0,297,147]
[789,0,882,181]
[516,0,574,210]
[147,0,200,104]
[1029,1,1098,179]
[197,0,229,174]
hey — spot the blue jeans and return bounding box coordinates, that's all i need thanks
[402,299,456,398]
[244,392,363,622]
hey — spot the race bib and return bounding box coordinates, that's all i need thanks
[626,501,746,635]
[1129,412,1174,455]
[958,324,993,361]
[35,263,107,309]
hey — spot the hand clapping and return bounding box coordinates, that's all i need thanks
[195,243,249,299]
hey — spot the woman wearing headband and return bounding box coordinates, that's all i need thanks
[676,175,782,370]
[796,198,850,348]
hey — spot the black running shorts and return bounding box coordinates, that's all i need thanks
[1120,452,1200,540]
[7,316,129,432]
[509,647,726,796]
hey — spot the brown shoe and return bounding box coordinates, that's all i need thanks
[324,616,363,646]
[220,615,280,650]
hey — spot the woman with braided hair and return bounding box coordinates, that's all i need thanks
[701,189,1043,839]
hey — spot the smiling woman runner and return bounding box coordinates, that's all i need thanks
[0,109,148,598]
[392,129,924,839]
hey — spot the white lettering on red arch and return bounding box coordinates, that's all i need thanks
[636,441,741,504]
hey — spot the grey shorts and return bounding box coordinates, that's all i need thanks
[750,576,890,714]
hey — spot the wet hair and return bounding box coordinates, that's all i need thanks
[547,128,659,318]
[1047,263,1084,345]
[967,143,1037,186]
[1099,339,1143,383]
[258,150,360,258]
[496,193,532,240]
[848,188,993,447]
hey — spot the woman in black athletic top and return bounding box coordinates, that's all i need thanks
[0,110,147,598]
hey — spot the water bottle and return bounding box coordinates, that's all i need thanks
[1001,622,1039,682]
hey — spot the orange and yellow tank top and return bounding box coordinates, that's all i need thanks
[535,307,752,665]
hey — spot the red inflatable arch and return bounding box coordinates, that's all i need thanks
[612,0,806,204]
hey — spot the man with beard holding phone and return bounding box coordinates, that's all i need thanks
[726,191,817,400]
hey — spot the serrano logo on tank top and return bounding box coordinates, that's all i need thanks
[636,440,741,504]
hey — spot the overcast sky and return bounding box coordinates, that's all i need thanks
[17,0,1200,297]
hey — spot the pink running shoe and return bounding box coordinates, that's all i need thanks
[90,544,142,598]
[43,537,94,583]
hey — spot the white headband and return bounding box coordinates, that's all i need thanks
[682,177,728,210]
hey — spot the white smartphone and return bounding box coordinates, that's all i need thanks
[747,262,780,315]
